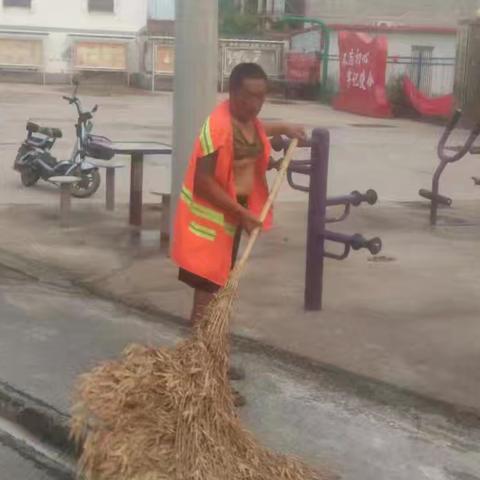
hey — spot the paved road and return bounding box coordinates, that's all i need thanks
[0,263,480,480]
[0,431,71,480]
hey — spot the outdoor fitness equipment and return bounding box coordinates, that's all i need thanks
[272,128,382,311]
[419,17,480,225]
[419,110,480,225]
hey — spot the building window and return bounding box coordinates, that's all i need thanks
[3,0,31,8]
[88,0,114,13]
[285,0,305,15]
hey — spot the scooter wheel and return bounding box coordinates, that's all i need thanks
[71,169,101,199]
[21,168,40,187]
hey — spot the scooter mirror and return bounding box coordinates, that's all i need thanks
[92,105,98,113]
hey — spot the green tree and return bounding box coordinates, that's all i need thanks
[219,0,261,36]
[219,0,235,17]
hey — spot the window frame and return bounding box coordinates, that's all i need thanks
[3,0,32,9]
[88,0,115,14]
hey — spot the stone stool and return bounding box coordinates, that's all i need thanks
[49,176,81,227]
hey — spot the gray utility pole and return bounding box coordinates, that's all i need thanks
[171,0,219,241]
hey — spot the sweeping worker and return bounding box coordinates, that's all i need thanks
[172,63,305,400]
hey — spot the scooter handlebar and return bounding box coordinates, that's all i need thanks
[62,96,79,106]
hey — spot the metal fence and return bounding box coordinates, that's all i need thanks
[327,55,455,97]
[144,37,455,98]
[387,56,455,97]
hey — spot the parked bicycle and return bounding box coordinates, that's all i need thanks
[13,81,114,198]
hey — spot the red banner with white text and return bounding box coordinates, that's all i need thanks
[403,76,453,118]
[334,31,392,118]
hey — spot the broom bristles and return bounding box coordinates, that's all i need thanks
[71,272,331,480]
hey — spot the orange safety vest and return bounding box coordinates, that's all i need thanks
[172,100,272,287]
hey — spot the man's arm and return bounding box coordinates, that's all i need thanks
[194,153,262,234]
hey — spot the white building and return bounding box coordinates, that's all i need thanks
[0,0,149,82]
[0,0,472,95]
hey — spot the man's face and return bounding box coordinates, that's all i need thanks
[230,77,267,122]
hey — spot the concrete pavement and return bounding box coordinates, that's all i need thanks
[0,197,480,416]
[0,438,70,480]
[0,264,480,480]
[1,83,480,206]
[0,83,479,414]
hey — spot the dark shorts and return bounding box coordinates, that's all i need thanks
[178,196,247,293]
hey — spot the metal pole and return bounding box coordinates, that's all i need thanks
[417,51,423,89]
[151,41,156,93]
[106,167,116,211]
[130,152,144,228]
[220,43,225,93]
[59,184,72,228]
[304,129,330,311]
[430,160,449,226]
[220,42,226,93]
[171,0,219,242]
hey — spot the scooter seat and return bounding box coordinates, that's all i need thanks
[26,122,63,139]
[26,135,51,147]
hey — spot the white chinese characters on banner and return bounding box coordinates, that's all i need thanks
[342,48,370,67]
[334,31,392,117]
[342,48,375,91]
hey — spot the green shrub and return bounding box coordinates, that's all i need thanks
[387,75,418,118]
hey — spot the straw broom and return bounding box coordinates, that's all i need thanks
[71,139,332,480]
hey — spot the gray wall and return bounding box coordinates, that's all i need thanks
[305,0,480,27]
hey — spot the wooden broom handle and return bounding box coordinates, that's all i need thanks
[234,139,299,273]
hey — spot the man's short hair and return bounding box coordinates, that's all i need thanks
[229,63,268,92]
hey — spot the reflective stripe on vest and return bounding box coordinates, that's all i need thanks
[181,185,236,237]
[189,222,216,241]
[200,117,215,157]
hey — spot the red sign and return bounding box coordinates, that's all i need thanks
[286,52,320,85]
[334,32,392,118]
